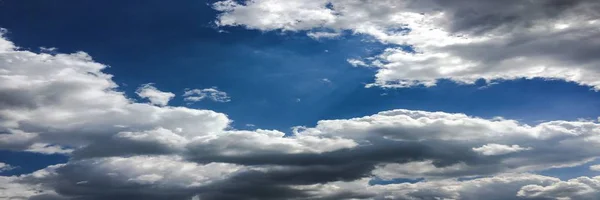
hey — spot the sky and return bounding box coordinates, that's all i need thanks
[1,0,600,199]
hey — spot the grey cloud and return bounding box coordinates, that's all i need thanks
[0,89,37,109]
[432,0,595,33]
[15,157,241,200]
[71,136,182,159]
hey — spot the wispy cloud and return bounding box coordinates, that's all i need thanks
[183,87,231,103]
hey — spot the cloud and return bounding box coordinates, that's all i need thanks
[183,87,231,103]
[3,29,600,199]
[0,162,14,172]
[590,165,600,171]
[136,84,175,106]
[347,58,368,67]
[25,143,73,155]
[0,176,52,200]
[0,30,230,156]
[518,176,600,200]
[39,47,58,52]
[472,144,532,156]
[296,173,561,200]
[307,31,341,39]
[13,165,600,200]
[13,156,245,200]
[213,0,600,89]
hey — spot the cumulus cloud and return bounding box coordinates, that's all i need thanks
[4,29,600,199]
[518,176,600,200]
[183,87,231,103]
[14,156,244,199]
[0,30,230,156]
[136,83,175,106]
[0,176,52,200]
[296,173,561,200]
[213,0,600,89]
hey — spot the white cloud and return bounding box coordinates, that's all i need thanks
[0,176,53,199]
[372,160,471,180]
[518,176,600,200]
[472,144,532,156]
[187,129,357,157]
[214,0,600,90]
[307,31,341,39]
[25,143,73,155]
[129,174,164,184]
[39,47,57,52]
[291,109,600,179]
[295,173,560,200]
[136,83,175,106]
[347,58,368,67]
[591,165,600,171]
[213,0,337,31]
[0,31,230,154]
[183,87,231,103]
[0,162,14,172]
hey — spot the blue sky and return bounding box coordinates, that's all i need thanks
[1,0,600,199]
[2,0,598,132]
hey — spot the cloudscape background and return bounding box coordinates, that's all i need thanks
[1,0,600,199]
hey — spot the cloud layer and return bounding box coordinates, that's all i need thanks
[214,0,600,89]
[2,11,600,199]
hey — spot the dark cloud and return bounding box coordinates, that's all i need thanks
[433,0,597,34]
[71,136,182,159]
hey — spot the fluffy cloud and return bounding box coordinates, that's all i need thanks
[0,176,54,200]
[518,176,600,200]
[136,84,175,106]
[14,156,244,200]
[3,29,600,199]
[213,0,600,89]
[283,109,600,180]
[0,31,230,155]
[296,173,561,200]
[183,87,231,103]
